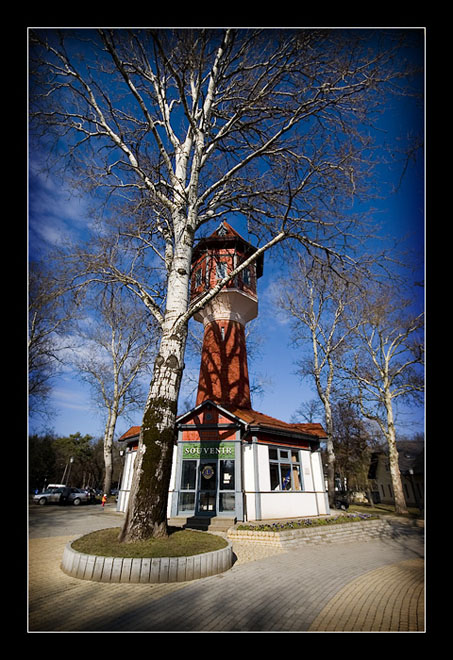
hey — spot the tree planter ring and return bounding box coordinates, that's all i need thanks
[61,537,233,583]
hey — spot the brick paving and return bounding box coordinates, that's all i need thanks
[308,558,424,631]
[28,510,424,632]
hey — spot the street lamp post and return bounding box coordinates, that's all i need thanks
[61,460,69,484]
[63,457,74,486]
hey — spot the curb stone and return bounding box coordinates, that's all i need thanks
[61,536,233,583]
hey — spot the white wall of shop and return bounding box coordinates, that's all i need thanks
[242,442,328,521]
[118,440,329,520]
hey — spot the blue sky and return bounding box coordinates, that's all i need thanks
[28,152,424,441]
[28,29,425,441]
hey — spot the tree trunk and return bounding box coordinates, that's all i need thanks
[324,403,336,508]
[118,243,190,542]
[103,410,117,496]
[385,395,408,515]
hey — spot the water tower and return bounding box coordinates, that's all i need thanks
[190,221,263,409]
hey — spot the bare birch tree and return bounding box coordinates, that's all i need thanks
[71,288,159,494]
[29,28,422,540]
[343,286,424,514]
[279,257,363,506]
[29,260,78,421]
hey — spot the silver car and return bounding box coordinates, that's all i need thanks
[33,486,90,506]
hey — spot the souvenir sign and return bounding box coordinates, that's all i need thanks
[182,442,235,459]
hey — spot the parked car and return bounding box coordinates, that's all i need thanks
[81,488,98,503]
[33,486,91,506]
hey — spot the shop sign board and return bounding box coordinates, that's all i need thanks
[182,442,235,459]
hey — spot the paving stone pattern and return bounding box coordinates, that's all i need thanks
[29,521,424,632]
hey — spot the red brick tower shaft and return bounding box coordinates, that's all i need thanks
[196,318,251,408]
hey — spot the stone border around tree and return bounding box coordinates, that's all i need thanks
[61,538,233,583]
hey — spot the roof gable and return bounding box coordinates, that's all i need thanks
[176,400,240,426]
[177,400,327,440]
[212,220,243,239]
[121,401,327,443]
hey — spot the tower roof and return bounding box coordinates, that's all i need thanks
[192,221,264,278]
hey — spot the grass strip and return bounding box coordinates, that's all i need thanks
[71,527,227,558]
[236,512,379,532]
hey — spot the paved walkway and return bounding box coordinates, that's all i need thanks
[28,509,424,632]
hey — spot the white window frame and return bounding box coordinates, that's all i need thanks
[269,446,304,491]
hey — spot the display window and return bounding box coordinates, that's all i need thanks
[269,447,304,491]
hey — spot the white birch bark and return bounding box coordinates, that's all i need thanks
[349,307,424,515]
[103,410,117,496]
[119,235,192,540]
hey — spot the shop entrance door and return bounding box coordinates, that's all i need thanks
[196,461,217,515]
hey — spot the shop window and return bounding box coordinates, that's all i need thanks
[181,460,197,490]
[179,492,195,511]
[269,447,304,491]
[179,460,197,512]
[291,457,302,490]
[270,463,279,490]
[280,464,292,490]
[220,459,235,490]
[219,493,235,512]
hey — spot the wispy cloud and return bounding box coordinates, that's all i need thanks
[258,279,292,327]
[29,160,93,257]
[51,385,91,412]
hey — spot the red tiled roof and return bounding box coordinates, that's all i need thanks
[120,406,327,442]
[209,220,243,239]
[118,426,141,441]
[227,408,327,439]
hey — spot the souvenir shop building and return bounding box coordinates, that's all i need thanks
[117,222,329,522]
